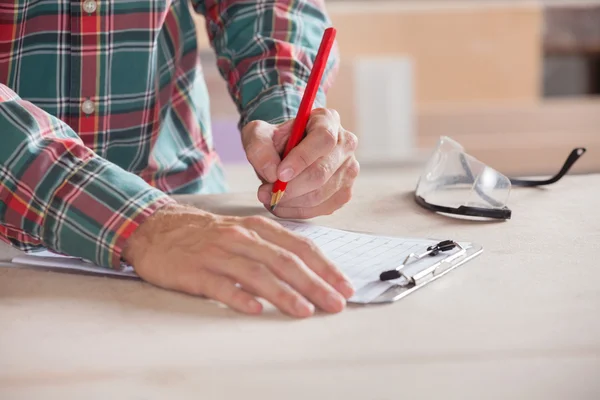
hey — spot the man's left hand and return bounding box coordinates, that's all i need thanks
[242,108,359,219]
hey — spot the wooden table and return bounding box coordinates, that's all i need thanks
[1,166,599,399]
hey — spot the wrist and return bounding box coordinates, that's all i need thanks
[239,84,308,129]
[121,203,213,266]
[122,203,180,266]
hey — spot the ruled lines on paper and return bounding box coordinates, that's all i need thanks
[279,221,439,302]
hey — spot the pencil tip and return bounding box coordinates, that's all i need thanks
[269,190,284,212]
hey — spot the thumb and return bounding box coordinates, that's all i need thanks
[241,120,281,183]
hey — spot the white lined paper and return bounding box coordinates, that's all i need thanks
[278,221,455,303]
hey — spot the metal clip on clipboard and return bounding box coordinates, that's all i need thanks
[366,239,484,304]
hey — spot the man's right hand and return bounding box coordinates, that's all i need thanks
[122,204,354,317]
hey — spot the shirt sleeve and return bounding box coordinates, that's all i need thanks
[0,85,176,269]
[194,0,340,128]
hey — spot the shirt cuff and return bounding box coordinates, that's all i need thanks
[239,83,326,129]
[41,157,176,269]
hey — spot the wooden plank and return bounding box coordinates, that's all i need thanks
[417,99,600,175]
[327,2,542,106]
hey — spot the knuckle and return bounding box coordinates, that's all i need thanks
[247,229,262,242]
[229,288,250,305]
[329,108,341,123]
[244,215,271,228]
[297,235,317,254]
[246,263,266,280]
[310,163,330,186]
[320,126,338,148]
[346,158,360,179]
[312,107,328,117]
[344,131,358,152]
[275,289,296,307]
[276,250,298,267]
[217,225,248,240]
[243,119,266,133]
[314,107,340,123]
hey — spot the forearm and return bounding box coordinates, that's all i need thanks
[0,85,175,268]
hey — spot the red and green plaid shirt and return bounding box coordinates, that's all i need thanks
[0,0,338,269]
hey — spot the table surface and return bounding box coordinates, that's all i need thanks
[1,165,599,399]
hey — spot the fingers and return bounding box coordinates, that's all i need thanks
[175,267,263,315]
[268,184,354,220]
[257,156,359,210]
[273,129,358,200]
[279,157,360,208]
[242,120,281,183]
[209,255,316,318]
[276,108,341,182]
[174,240,314,318]
[281,142,346,199]
[241,216,355,299]
[212,224,347,314]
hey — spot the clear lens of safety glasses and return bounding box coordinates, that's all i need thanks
[414,136,586,220]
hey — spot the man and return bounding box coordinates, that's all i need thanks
[0,0,359,318]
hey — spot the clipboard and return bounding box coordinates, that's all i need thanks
[355,241,483,304]
[304,223,485,305]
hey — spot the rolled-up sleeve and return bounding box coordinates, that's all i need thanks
[0,85,175,269]
[194,0,340,127]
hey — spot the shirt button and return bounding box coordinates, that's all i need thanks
[81,99,95,115]
[82,0,97,14]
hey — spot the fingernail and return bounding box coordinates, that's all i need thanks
[295,297,315,316]
[258,191,270,204]
[337,280,355,298]
[326,292,346,312]
[279,168,294,182]
[263,163,277,182]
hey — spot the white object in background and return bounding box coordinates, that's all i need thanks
[354,56,415,163]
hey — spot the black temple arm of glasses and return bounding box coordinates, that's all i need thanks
[509,148,587,187]
[414,193,512,220]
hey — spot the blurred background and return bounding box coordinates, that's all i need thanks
[193,0,600,184]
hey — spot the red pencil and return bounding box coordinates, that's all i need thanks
[270,27,337,211]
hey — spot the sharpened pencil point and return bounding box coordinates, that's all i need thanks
[270,190,284,211]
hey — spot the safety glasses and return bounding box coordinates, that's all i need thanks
[414,136,586,220]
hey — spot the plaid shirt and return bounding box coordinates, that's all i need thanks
[0,0,338,269]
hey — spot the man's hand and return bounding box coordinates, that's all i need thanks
[122,204,354,317]
[242,108,359,218]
